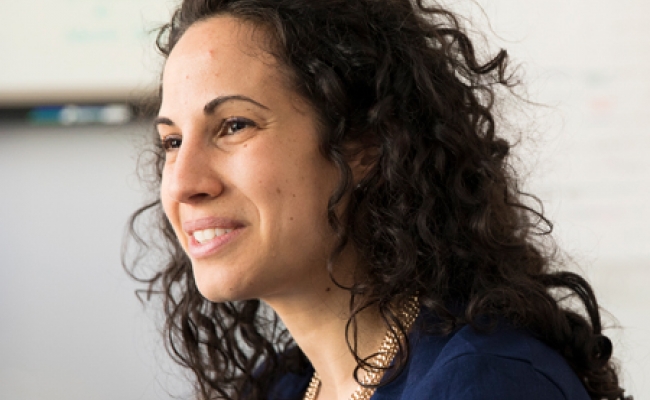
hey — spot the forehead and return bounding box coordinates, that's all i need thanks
[172,15,274,60]
[160,16,282,111]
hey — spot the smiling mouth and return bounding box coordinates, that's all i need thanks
[192,228,235,244]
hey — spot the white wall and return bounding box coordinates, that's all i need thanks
[0,0,174,104]
[0,0,648,399]
[468,1,650,397]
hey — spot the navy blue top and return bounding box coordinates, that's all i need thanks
[267,317,590,400]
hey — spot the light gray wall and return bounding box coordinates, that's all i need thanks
[0,125,188,399]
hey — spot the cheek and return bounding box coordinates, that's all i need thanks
[160,175,174,220]
[233,133,339,236]
[159,176,185,245]
[232,145,318,226]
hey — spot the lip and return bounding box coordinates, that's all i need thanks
[183,216,245,233]
[183,217,246,259]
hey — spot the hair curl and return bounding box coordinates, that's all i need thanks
[125,0,630,399]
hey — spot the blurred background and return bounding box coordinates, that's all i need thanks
[0,0,648,399]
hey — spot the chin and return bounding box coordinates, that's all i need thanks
[193,273,254,303]
[197,288,243,303]
[195,281,238,303]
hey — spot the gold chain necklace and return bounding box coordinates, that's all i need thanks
[302,296,420,400]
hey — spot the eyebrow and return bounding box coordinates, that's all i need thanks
[154,95,270,128]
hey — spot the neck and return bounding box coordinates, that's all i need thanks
[263,270,386,399]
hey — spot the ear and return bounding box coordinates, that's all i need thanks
[346,143,380,185]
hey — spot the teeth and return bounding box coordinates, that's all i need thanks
[192,228,234,244]
[215,228,230,237]
[203,229,216,241]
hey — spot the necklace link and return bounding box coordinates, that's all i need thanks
[302,296,420,400]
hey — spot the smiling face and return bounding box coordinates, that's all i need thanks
[158,16,345,303]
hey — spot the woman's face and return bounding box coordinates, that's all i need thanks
[157,16,343,303]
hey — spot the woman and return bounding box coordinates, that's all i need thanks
[126,0,630,399]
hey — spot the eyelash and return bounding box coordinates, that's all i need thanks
[161,135,182,152]
[160,117,256,152]
[219,117,256,136]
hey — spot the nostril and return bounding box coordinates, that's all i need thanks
[163,147,224,202]
[187,192,214,202]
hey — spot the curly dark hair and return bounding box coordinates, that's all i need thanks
[124,0,630,399]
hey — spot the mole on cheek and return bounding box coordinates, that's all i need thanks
[276,188,282,194]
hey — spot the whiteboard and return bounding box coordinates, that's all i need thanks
[0,0,176,105]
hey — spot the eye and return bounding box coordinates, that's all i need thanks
[161,135,182,152]
[221,117,256,136]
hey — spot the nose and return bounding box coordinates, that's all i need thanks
[162,136,224,204]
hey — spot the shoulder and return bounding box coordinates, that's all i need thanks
[267,369,312,400]
[374,322,591,400]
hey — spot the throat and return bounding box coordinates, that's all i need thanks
[301,296,420,400]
